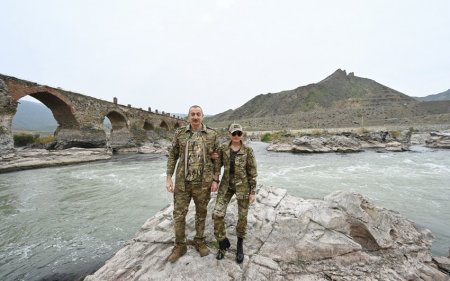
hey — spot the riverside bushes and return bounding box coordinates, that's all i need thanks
[389,130,401,139]
[13,133,54,147]
[261,132,285,142]
[261,133,273,142]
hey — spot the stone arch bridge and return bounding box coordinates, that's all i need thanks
[0,74,186,152]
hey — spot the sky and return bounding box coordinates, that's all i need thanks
[1,0,449,115]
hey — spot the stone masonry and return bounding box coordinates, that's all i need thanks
[0,74,186,153]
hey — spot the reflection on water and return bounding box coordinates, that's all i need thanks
[0,144,449,280]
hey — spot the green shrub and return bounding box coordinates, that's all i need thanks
[35,135,54,144]
[13,133,53,147]
[261,133,273,142]
[14,133,36,147]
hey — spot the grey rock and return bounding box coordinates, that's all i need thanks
[84,186,449,281]
[426,131,450,149]
[115,140,170,155]
[269,135,362,153]
[267,132,413,153]
[410,133,430,145]
[0,148,112,173]
[433,256,450,273]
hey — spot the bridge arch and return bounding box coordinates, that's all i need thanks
[102,110,132,149]
[159,120,169,130]
[103,110,128,130]
[174,122,182,129]
[18,89,79,130]
[143,120,155,131]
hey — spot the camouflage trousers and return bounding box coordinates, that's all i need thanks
[213,187,249,241]
[173,181,211,245]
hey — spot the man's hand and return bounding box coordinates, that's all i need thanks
[166,176,174,193]
[211,152,219,160]
[249,193,256,204]
[211,181,218,193]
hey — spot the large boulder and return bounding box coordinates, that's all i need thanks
[0,148,112,173]
[268,135,362,153]
[267,132,412,153]
[84,186,449,281]
[426,131,450,149]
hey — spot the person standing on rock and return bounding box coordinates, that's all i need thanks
[165,105,220,263]
[213,123,258,263]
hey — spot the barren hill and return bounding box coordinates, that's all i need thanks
[207,69,450,130]
[415,89,450,102]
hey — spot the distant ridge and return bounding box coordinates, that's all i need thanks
[208,69,415,122]
[12,100,57,132]
[414,89,450,101]
[206,69,450,130]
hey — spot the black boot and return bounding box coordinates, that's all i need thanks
[236,237,244,263]
[216,237,231,260]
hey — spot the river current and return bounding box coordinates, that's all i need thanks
[1,142,449,280]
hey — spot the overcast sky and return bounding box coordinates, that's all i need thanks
[2,0,449,115]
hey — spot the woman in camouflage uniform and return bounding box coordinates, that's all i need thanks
[212,123,257,263]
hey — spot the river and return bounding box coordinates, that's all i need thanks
[0,142,449,280]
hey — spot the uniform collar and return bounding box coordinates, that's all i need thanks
[186,123,207,133]
[227,140,245,154]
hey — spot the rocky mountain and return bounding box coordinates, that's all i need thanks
[415,89,450,101]
[207,69,450,130]
[12,100,58,132]
[209,69,415,121]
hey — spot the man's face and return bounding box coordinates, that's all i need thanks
[188,107,203,127]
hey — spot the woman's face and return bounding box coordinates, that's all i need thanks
[230,130,243,142]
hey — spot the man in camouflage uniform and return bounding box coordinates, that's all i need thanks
[165,105,220,263]
[213,123,257,263]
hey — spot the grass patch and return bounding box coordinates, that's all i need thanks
[260,131,286,142]
[13,133,54,147]
[354,127,369,135]
[389,130,401,139]
[261,132,273,142]
[310,129,328,136]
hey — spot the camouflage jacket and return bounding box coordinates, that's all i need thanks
[166,124,220,191]
[218,141,258,199]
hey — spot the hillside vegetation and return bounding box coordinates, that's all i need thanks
[207,69,450,130]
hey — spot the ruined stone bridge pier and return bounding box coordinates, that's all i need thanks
[0,74,186,152]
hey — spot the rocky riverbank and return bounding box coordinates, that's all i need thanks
[112,140,171,155]
[426,131,450,149]
[267,130,450,153]
[2,130,449,173]
[0,147,112,173]
[84,185,450,281]
[0,141,170,173]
